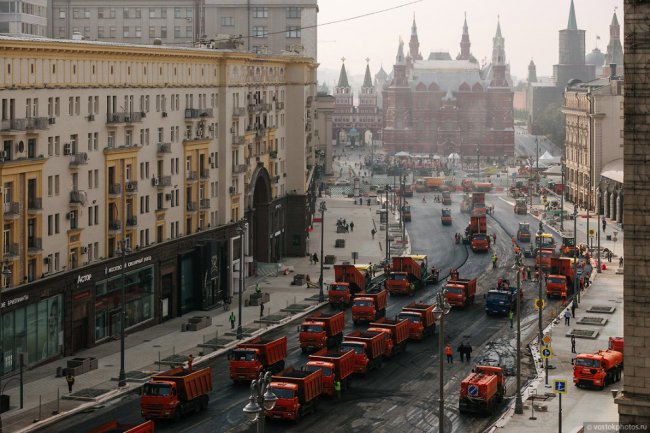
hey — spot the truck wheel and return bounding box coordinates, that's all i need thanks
[353,319,358,325]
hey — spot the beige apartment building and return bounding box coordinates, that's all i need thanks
[0,35,320,369]
[48,0,318,58]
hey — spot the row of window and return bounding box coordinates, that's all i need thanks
[59,6,301,20]
[60,25,302,40]
[252,26,301,38]
[0,1,45,16]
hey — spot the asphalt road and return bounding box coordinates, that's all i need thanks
[42,192,566,433]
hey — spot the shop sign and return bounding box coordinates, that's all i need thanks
[105,255,153,275]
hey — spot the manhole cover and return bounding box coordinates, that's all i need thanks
[586,305,616,314]
[566,329,599,339]
[576,317,608,326]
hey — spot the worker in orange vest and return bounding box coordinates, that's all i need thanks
[445,344,453,364]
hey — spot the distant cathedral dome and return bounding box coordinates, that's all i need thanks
[585,48,605,66]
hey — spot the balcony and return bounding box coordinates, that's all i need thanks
[69,190,88,205]
[126,215,138,227]
[186,171,198,181]
[108,183,122,196]
[232,135,245,145]
[106,112,143,124]
[27,237,42,253]
[248,104,262,113]
[261,103,272,112]
[0,117,49,132]
[3,202,19,219]
[273,175,280,184]
[255,127,266,138]
[153,176,172,187]
[200,168,210,179]
[232,164,248,174]
[69,152,89,167]
[185,108,214,119]
[269,150,278,159]
[109,220,122,231]
[200,198,210,209]
[157,142,172,154]
[3,243,18,257]
[186,201,198,212]
[28,197,42,211]
[125,181,138,193]
[276,102,285,110]
[233,107,246,117]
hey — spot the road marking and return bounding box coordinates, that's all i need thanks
[386,404,397,414]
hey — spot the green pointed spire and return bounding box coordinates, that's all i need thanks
[337,60,349,88]
[363,61,373,88]
[567,0,578,30]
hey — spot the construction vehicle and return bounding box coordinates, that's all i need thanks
[444,276,477,308]
[516,222,531,242]
[441,208,452,225]
[368,318,410,357]
[352,288,388,324]
[546,257,575,298]
[484,281,520,316]
[442,191,452,205]
[471,192,486,212]
[140,367,212,421]
[560,235,577,256]
[228,336,288,381]
[298,311,345,352]
[402,204,411,222]
[467,213,489,252]
[460,193,472,213]
[341,331,386,374]
[328,264,372,307]
[514,199,527,215]
[414,177,445,192]
[462,179,474,192]
[473,182,494,193]
[305,349,354,397]
[609,337,624,353]
[573,349,623,390]
[398,302,437,340]
[536,232,556,250]
[87,421,154,433]
[266,367,323,421]
[386,255,429,295]
[536,248,555,271]
[458,365,505,415]
[509,180,529,198]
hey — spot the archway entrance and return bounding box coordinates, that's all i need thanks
[248,166,280,263]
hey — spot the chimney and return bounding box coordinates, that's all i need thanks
[609,63,617,80]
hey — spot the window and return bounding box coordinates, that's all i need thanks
[287,7,301,18]
[161,8,167,19]
[109,8,116,19]
[123,8,130,19]
[149,8,156,19]
[135,8,141,18]
[160,26,167,38]
[98,8,104,19]
[135,26,141,37]
[73,8,79,19]
[149,26,155,38]
[98,26,104,38]
[186,8,193,18]
[221,16,234,27]
[286,26,300,38]
[252,7,268,18]
[174,26,180,38]
[186,26,192,38]
[84,8,91,19]
[109,26,116,38]
[174,8,181,18]
[123,26,129,38]
[252,26,267,38]
[59,9,65,19]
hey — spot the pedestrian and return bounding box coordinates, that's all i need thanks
[350,221,354,232]
[66,372,75,394]
[602,217,607,232]
[561,292,567,307]
[229,312,236,329]
[508,309,514,328]
[492,233,497,243]
[309,254,314,265]
[312,253,319,265]
[187,354,194,371]
[521,266,527,281]
[371,228,376,239]
[445,344,453,363]
[527,266,532,281]
[334,380,342,399]
[255,283,261,294]
[260,301,265,317]
[571,335,576,354]
[564,309,571,326]
[511,236,516,247]
[465,343,472,362]
[457,343,466,362]
[571,301,576,318]
[619,256,624,267]
[369,262,375,277]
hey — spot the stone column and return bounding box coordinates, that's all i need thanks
[616,2,650,427]
[604,190,610,219]
[610,192,616,220]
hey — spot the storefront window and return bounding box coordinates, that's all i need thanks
[180,255,195,314]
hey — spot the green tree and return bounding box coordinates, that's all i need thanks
[536,102,565,147]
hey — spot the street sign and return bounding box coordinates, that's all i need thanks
[541,347,553,359]
[588,229,595,237]
[542,334,551,345]
[533,298,545,310]
[468,384,479,397]
[553,379,567,394]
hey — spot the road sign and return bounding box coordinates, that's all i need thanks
[533,298,545,310]
[468,384,479,397]
[588,229,595,237]
[541,347,553,359]
[542,334,551,345]
[553,379,567,394]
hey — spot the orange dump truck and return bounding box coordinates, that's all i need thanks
[398,302,437,340]
[341,331,386,374]
[546,257,575,298]
[328,264,369,307]
[368,317,410,357]
[305,349,355,397]
[298,311,345,352]
[352,288,388,324]
[458,365,505,415]
[140,367,212,421]
[609,337,624,353]
[88,421,155,433]
[266,368,323,421]
[444,277,477,307]
[228,336,288,382]
[386,255,429,295]
[573,349,623,390]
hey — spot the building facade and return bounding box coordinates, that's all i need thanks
[382,16,514,159]
[47,0,318,59]
[0,35,319,370]
[0,0,47,36]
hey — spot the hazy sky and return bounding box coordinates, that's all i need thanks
[317,0,623,83]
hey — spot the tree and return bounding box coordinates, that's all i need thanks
[536,102,565,147]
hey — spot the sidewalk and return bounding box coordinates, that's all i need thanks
[2,195,394,433]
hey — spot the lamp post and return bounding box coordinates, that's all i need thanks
[433,290,451,433]
[535,136,540,198]
[318,201,327,303]
[0,261,11,429]
[573,204,579,306]
[596,188,601,273]
[560,158,565,232]
[514,253,524,414]
[242,371,278,433]
[402,174,407,241]
[476,147,480,183]
[236,219,248,340]
[116,240,131,387]
[586,177,591,249]
[385,187,390,265]
[536,221,543,347]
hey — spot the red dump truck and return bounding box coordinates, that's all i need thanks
[298,311,345,352]
[536,248,555,271]
[573,349,623,390]
[352,288,388,324]
[228,336,288,382]
[458,365,505,415]
[305,349,355,397]
[140,367,212,421]
[266,368,323,421]
[88,421,155,433]
[341,331,386,374]
[546,257,575,298]
[444,277,477,308]
[368,317,409,357]
[398,302,437,340]
[469,214,489,252]
[386,255,429,295]
[328,264,371,307]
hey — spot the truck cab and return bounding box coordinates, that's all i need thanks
[441,208,452,225]
[397,310,425,340]
[471,233,490,252]
[229,348,262,379]
[339,341,369,374]
[141,380,179,419]
[386,272,411,294]
[299,321,327,350]
[560,235,577,255]
[327,283,352,307]
[267,381,300,420]
[402,205,411,222]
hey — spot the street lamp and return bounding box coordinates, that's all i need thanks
[586,176,591,249]
[318,201,327,303]
[514,253,524,415]
[433,290,451,433]
[116,240,132,387]
[242,371,277,433]
[560,158,565,232]
[573,204,579,306]
[596,187,601,273]
[236,219,248,340]
[536,221,543,347]
[385,187,391,265]
[0,261,11,428]
[535,136,540,199]
[476,147,480,183]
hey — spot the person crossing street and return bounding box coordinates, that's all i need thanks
[229,312,236,329]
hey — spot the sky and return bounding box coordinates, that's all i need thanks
[317,0,623,86]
